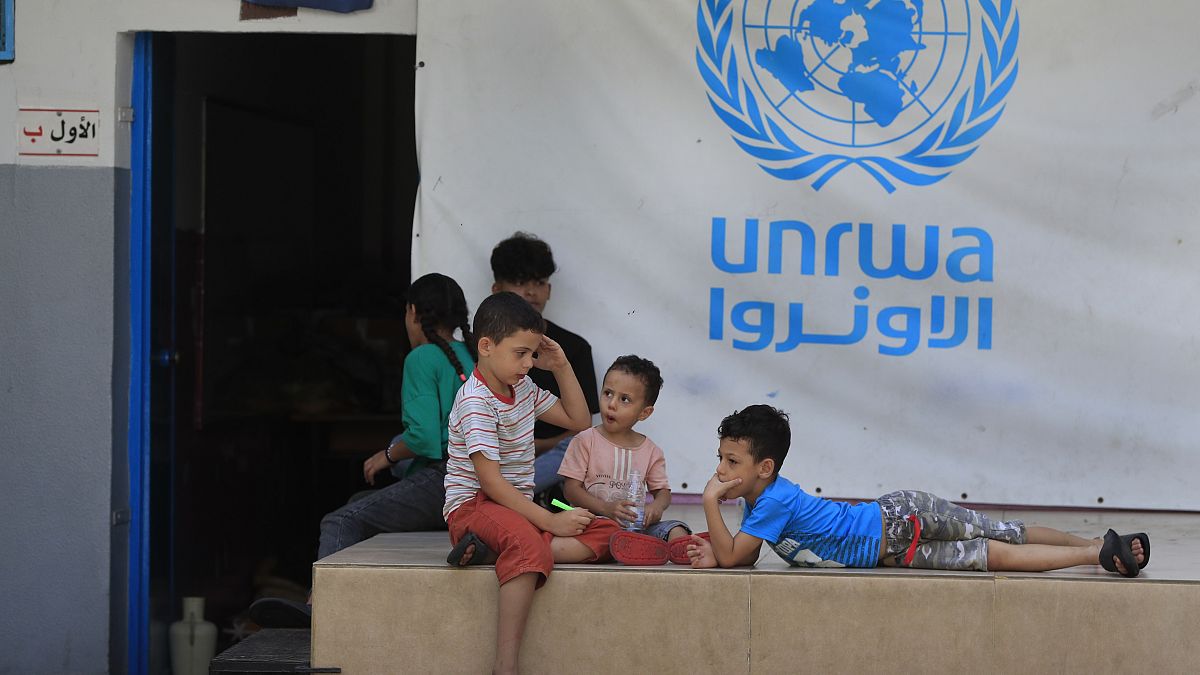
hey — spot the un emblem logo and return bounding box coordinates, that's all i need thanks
[697,0,1019,192]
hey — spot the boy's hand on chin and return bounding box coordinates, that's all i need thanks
[531,335,567,371]
[703,473,741,502]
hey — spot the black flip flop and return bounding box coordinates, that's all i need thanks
[248,597,312,628]
[1121,532,1150,569]
[1099,529,1140,578]
[446,532,492,566]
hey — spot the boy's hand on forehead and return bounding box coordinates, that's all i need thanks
[531,334,568,371]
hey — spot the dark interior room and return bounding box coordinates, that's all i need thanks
[147,31,419,652]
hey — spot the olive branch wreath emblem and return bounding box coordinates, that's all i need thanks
[696,0,1020,192]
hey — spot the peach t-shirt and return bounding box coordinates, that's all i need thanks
[558,427,670,503]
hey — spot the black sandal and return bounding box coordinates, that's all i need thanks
[446,532,492,566]
[1099,529,1140,578]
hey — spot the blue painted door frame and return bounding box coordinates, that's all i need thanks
[128,31,154,675]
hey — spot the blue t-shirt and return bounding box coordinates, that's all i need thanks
[741,476,882,568]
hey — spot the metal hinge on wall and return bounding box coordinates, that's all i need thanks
[118,107,135,124]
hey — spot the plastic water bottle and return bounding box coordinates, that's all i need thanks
[625,469,645,530]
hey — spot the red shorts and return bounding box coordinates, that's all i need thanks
[447,491,620,587]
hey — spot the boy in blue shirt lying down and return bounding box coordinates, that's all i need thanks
[684,405,1148,577]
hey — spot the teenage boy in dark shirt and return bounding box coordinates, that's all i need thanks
[490,232,600,493]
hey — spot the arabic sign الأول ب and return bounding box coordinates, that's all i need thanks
[18,108,100,157]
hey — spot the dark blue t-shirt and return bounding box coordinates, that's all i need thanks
[740,476,882,567]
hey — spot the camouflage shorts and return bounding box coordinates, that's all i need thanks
[877,491,1026,572]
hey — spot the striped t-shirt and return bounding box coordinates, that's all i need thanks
[443,369,558,519]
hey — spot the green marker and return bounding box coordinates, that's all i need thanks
[551,498,574,511]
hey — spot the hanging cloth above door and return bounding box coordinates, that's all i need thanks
[244,0,373,13]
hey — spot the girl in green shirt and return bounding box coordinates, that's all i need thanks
[318,273,477,559]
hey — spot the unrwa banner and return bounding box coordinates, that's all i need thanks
[413,0,1200,509]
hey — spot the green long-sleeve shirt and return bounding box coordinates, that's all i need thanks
[400,341,474,469]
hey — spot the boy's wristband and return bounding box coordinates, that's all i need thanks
[383,445,398,464]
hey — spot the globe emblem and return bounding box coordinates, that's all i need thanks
[742,0,972,148]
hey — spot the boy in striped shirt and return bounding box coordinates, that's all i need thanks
[443,292,620,675]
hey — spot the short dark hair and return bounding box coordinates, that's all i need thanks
[473,291,545,344]
[490,232,557,284]
[606,355,664,405]
[718,405,791,474]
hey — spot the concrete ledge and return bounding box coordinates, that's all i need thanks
[311,532,1199,674]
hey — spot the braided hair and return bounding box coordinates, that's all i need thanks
[407,273,475,382]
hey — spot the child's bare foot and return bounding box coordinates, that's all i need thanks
[1113,538,1146,575]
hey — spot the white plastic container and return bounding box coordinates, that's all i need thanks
[169,596,218,675]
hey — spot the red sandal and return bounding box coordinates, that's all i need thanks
[610,530,669,566]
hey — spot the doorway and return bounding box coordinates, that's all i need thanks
[140,31,418,669]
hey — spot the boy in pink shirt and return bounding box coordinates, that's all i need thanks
[558,355,695,565]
